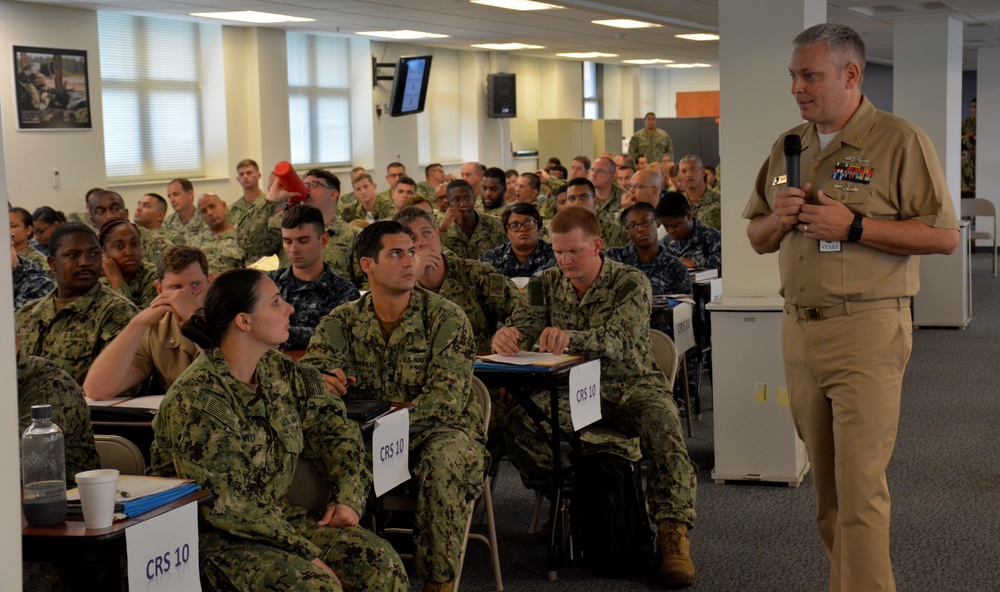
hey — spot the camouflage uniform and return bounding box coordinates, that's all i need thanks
[600,218,631,248]
[102,260,158,309]
[163,211,210,247]
[132,311,201,393]
[340,195,394,224]
[65,211,92,227]
[537,197,558,220]
[137,226,174,267]
[19,245,49,271]
[16,283,138,386]
[503,258,698,527]
[28,238,48,257]
[201,228,251,274]
[478,240,557,278]
[688,186,722,230]
[961,116,976,195]
[433,255,519,353]
[605,244,693,295]
[17,350,100,483]
[267,264,361,350]
[628,127,672,164]
[595,184,626,226]
[237,199,363,286]
[416,181,435,201]
[301,289,487,583]
[441,213,506,261]
[476,202,506,218]
[12,256,53,311]
[228,194,265,227]
[660,218,722,272]
[151,348,408,592]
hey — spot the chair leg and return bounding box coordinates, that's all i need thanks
[453,499,476,592]
[482,476,504,591]
[528,491,544,534]
[679,353,694,438]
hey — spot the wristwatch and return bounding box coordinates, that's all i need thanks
[847,213,864,242]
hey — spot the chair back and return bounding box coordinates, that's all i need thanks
[961,197,996,219]
[649,329,679,390]
[94,434,146,476]
[471,375,491,432]
[287,457,329,514]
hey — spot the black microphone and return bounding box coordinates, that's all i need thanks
[784,134,801,189]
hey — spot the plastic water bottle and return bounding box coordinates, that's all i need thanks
[21,404,67,526]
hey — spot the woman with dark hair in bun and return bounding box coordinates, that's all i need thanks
[99,218,157,308]
[150,269,408,592]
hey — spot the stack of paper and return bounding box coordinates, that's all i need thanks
[68,475,201,520]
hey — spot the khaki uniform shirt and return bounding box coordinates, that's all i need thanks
[743,96,959,308]
[16,283,138,386]
[132,311,201,392]
[441,213,506,261]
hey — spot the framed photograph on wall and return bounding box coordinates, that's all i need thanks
[13,45,92,130]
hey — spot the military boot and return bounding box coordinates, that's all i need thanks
[422,581,452,592]
[657,522,695,587]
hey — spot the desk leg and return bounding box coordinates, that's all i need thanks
[680,354,694,438]
[547,383,560,581]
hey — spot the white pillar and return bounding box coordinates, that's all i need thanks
[977,47,1000,214]
[717,0,825,296]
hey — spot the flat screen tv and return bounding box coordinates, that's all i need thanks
[389,55,432,117]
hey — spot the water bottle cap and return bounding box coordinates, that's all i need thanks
[30,405,53,420]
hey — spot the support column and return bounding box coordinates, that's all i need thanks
[976,47,1000,222]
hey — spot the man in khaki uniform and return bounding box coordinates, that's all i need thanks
[744,24,959,592]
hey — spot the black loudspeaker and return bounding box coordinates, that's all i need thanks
[487,73,516,118]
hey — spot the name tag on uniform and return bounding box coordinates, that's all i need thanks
[819,240,842,252]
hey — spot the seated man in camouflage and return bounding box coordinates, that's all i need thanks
[196,193,251,274]
[16,223,138,387]
[237,168,361,286]
[267,205,360,350]
[493,206,698,587]
[302,221,487,592]
[340,173,393,223]
[557,178,630,248]
[89,189,173,266]
[657,191,722,273]
[437,179,505,260]
[84,245,209,400]
[606,202,692,295]
[479,202,556,279]
[477,167,508,217]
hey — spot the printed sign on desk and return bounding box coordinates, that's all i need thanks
[673,302,696,354]
[569,359,601,431]
[372,408,411,496]
[126,500,201,591]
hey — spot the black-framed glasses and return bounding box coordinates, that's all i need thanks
[625,218,656,232]
[304,180,332,190]
[506,219,538,231]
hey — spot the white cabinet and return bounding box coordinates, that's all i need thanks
[707,296,810,487]
[913,221,971,328]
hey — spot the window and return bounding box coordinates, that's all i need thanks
[99,13,204,181]
[417,49,461,165]
[287,33,352,167]
[583,61,603,120]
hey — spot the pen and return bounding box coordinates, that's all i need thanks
[322,371,357,386]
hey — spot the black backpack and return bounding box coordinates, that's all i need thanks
[569,451,656,578]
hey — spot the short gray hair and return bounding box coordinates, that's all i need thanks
[794,23,866,82]
[679,154,703,169]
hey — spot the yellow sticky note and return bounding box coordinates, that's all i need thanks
[754,383,767,403]
[777,386,790,407]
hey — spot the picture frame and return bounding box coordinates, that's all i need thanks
[13,45,92,130]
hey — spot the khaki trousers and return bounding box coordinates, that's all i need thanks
[782,305,912,592]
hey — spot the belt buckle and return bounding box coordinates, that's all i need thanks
[802,307,824,321]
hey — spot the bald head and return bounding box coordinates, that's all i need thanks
[197,193,231,233]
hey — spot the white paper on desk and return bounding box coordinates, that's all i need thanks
[478,352,578,366]
[673,302,696,354]
[372,408,411,497]
[87,394,165,409]
[126,500,201,591]
[569,359,602,431]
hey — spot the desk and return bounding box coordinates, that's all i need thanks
[474,357,585,581]
[22,489,211,590]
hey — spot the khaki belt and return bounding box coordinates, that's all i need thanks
[785,297,910,321]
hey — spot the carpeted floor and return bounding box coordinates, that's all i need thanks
[446,253,1000,592]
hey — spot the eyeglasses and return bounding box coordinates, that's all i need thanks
[630,183,658,192]
[624,218,656,232]
[506,219,538,232]
[304,180,333,190]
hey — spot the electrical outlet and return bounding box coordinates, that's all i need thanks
[52,170,60,189]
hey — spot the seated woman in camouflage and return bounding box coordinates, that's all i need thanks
[99,218,158,308]
[150,268,408,592]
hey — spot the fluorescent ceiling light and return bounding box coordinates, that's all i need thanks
[471,0,562,10]
[665,63,712,68]
[676,33,719,41]
[558,52,617,59]
[623,58,674,65]
[472,43,545,50]
[189,11,314,23]
[592,19,660,29]
[356,30,449,40]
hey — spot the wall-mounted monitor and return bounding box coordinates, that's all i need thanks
[389,55,432,117]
